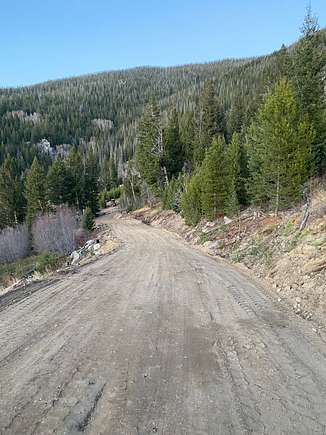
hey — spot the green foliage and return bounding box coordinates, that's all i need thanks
[98,186,122,208]
[35,252,64,274]
[107,186,122,200]
[24,157,48,224]
[225,132,243,215]
[181,173,202,225]
[201,136,228,220]
[98,191,107,209]
[82,207,95,232]
[136,98,163,190]
[0,155,25,229]
[161,176,184,212]
[193,81,226,166]
[82,149,99,214]
[292,8,326,173]
[100,158,118,191]
[163,109,184,179]
[47,156,73,205]
[66,148,84,210]
[247,79,314,213]
[0,252,63,287]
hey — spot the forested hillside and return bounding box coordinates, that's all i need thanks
[0,8,325,245]
[0,55,278,168]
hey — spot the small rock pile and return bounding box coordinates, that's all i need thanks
[70,239,101,265]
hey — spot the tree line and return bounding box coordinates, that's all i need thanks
[0,148,119,230]
[133,9,326,224]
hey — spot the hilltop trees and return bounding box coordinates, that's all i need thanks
[292,6,326,173]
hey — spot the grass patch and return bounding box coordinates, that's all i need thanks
[0,252,65,288]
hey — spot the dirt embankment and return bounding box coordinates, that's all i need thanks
[131,188,326,328]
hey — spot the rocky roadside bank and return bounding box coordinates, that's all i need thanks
[131,188,326,334]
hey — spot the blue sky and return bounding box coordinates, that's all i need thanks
[1,0,325,87]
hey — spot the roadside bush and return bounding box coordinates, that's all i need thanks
[82,207,95,231]
[32,206,79,255]
[0,223,29,263]
[162,176,184,212]
[107,186,122,200]
[99,190,107,209]
[35,252,64,273]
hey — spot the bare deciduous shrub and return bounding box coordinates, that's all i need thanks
[32,207,79,255]
[0,224,29,263]
[74,228,90,248]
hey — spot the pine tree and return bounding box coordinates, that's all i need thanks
[47,156,72,205]
[0,155,25,229]
[247,79,314,214]
[136,97,163,191]
[180,111,195,170]
[201,136,228,220]
[163,109,184,179]
[67,148,84,209]
[276,44,292,79]
[293,7,326,173]
[228,132,248,206]
[100,157,118,191]
[194,81,226,166]
[25,157,48,223]
[82,206,95,231]
[181,173,202,225]
[83,149,99,214]
[225,133,242,216]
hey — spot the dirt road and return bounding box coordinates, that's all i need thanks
[1,215,326,434]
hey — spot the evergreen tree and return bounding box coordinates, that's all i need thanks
[180,111,195,170]
[201,136,228,220]
[100,157,118,191]
[194,81,226,166]
[227,132,248,207]
[163,109,184,179]
[293,7,326,173]
[24,157,48,223]
[0,155,25,229]
[225,133,242,216]
[47,156,73,205]
[82,206,95,231]
[181,173,202,225]
[67,148,84,209]
[247,79,314,214]
[136,97,163,191]
[276,44,292,79]
[83,149,99,214]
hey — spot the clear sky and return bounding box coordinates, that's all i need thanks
[1,0,325,87]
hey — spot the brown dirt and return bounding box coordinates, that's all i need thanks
[1,210,326,433]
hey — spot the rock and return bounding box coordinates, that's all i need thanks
[295,297,302,304]
[224,216,233,225]
[71,251,80,265]
[93,243,101,252]
[85,239,95,248]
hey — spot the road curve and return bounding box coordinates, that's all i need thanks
[1,215,326,435]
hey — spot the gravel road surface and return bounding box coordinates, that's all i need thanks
[1,215,326,434]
